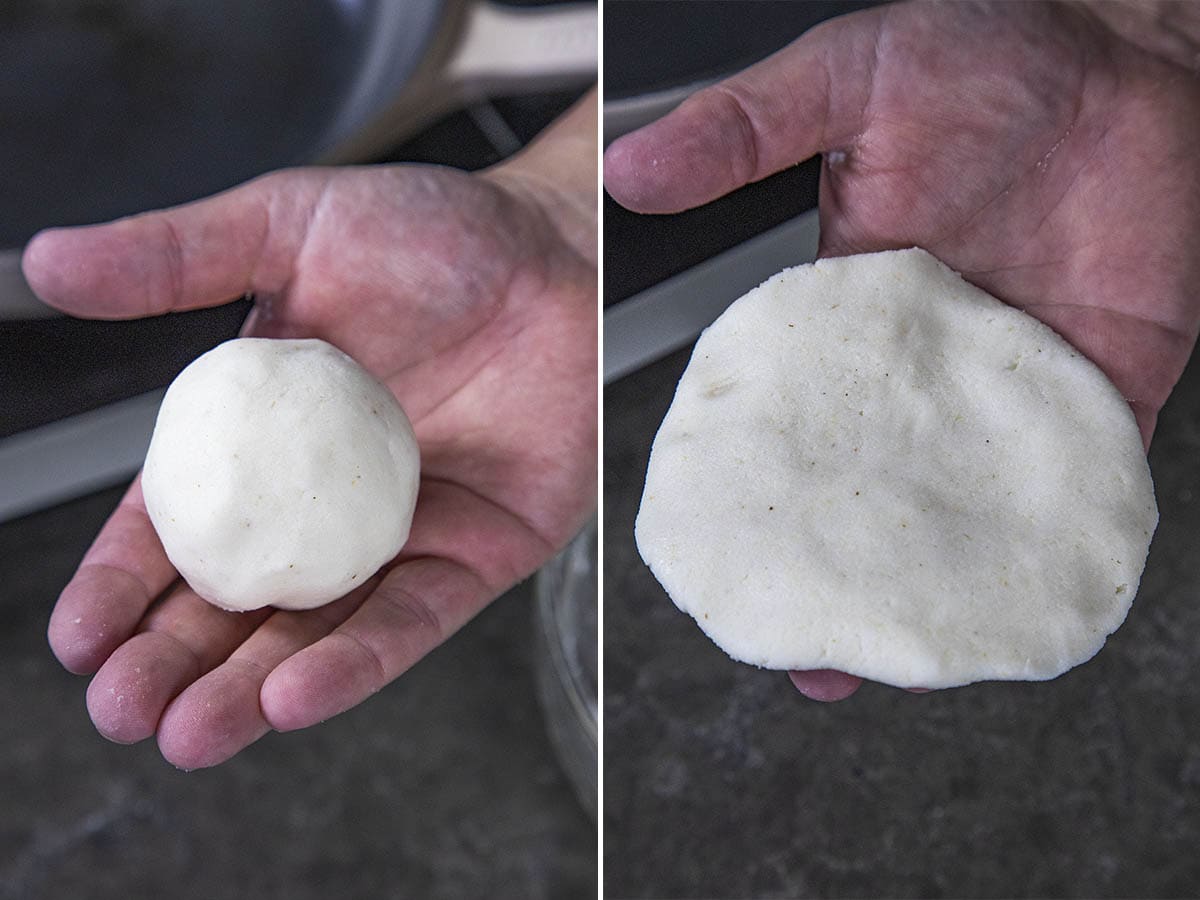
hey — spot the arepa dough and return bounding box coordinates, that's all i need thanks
[142,337,420,612]
[635,248,1157,688]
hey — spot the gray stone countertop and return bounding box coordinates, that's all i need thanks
[0,485,595,900]
[604,348,1200,899]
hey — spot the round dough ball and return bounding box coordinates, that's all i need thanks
[142,337,420,612]
[636,248,1157,689]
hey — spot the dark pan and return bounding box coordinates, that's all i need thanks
[0,0,596,315]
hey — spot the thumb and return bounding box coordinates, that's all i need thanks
[21,169,331,319]
[603,8,880,214]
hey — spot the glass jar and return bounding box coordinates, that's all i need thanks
[533,518,597,819]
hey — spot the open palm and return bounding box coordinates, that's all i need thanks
[27,153,596,766]
[605,1,1200,699]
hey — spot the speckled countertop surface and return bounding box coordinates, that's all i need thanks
[604,346,1200,899]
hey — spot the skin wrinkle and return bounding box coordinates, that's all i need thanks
[157,216,187,319]
[136,630,203,682]
[483,168,596,269]
[137,594,269,665]
[419,176,546,341]
[222,654,273,682]
[245,206,331,339]
[294,175,334,283]
[1016,146,1097,259]
[75,562,153,611]
[925,172,1024,255]
[1021,301,1190,344]
[424,175,522,321]
[853,8,886,151]
[491,177,591,297]
[392,263,567,424]
[815,49,836,155]
[403,474,557,586]
[929,53,1092,255]
[362,577,444,639]
[430,320,571,412]
[326,630,389,691]
[138,579,186,620]
[710,83,762,190]
[248,183,276,296]
[1025,57,1099,190]
[248,175,297,300]
[958,231,1106,277]
[220,584,374,673]
[1082,0,1200,71]
[404,321,522,426]
[311,563,493,703]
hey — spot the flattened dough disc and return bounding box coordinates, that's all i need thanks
[636,248,1157,688]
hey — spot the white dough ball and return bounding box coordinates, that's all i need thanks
[142,337,420,612]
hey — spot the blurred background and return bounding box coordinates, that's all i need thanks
[0,2,595,898]
[604,2,1200,898]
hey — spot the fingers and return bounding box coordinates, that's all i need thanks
[788,669,864,702]
[157,471,554,751]
[788,669,935,700]
[85,583,270,745]
[21,169,331,319]
[48,479,176,674]
[604,12,879,214]
[154,586,371,770]
[260,557,492,732]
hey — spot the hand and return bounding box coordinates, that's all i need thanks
[27,93,597,766]
[604,3,1200,700]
